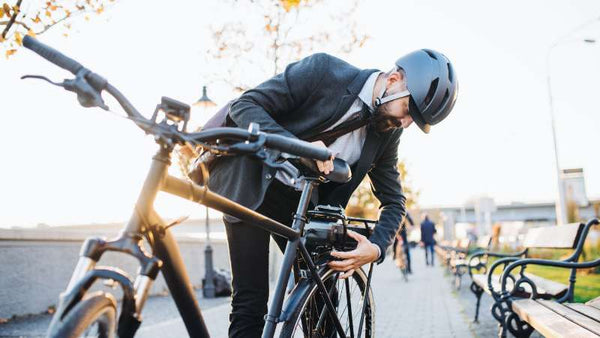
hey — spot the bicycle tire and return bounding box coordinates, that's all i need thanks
[47,291,117,338]
[280,268,375,338]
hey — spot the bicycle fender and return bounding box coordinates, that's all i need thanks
[279,277,314,322]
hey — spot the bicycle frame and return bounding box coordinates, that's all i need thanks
[60,143,369,338]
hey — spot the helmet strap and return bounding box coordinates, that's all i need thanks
[374,89,411,108]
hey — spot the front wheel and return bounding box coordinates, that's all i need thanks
[280,267,375,338]
[47,291,117,338]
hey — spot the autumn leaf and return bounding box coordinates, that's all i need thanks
[0,35,4,43]
[96,5,104,14]
[27,29,36,37]
[5,49,17,58]
[49,5,57,11]
[65,9,71,17]
[3,3,11,15]
[12,4,19,13]
[281,0,301,12]
[14,31,22,45]
[33,15,41,23]
[45,9,51,17]
[0,7,4,18]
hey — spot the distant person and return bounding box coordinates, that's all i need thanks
[420,215,436,266]
[393,212,414,273]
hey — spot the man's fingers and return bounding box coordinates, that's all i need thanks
[346,230,366,242]
[339,269,355,279]
[330,250,355,259]
[328,258,356,270]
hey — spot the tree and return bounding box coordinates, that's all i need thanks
[0,0,115,58]
[346,160,420,219]
[202,0,368,92]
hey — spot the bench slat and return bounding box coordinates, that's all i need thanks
[588,297,600,311]
[471,273,568,298]
[538,300,600,336]
[565,304,600,324]
[512,299,598,338]
[522,223,583,249]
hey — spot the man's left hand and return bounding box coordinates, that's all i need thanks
[328,230,379,279]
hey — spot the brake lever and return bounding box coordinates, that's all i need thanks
[22,71,109,110]
[256,151,300,180]
[21,74,64,87]
[63,70,109,110]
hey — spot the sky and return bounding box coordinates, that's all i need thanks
[1,0,600,227]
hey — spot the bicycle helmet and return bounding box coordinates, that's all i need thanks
[395,49,458,134]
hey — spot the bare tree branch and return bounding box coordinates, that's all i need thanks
[1,0,23,39]
[0,19,31,31]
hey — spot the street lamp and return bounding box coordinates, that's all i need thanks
[546,38,596,224]
[194,85,217,298]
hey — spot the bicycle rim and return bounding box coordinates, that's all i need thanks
[284,268,375,338]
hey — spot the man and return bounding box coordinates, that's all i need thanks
[208,50,458,337]
[420,214,437,266]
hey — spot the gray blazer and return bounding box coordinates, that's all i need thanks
[208,53,407,261]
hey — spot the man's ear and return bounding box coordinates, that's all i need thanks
[386,71,403,85]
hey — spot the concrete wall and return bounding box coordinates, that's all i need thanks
[0,228,230,319]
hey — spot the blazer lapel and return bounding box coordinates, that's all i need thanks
[302,69,379,140]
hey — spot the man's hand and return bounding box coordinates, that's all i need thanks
[310,140,334,175]
[328,230,379,279]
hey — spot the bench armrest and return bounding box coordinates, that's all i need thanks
[488,257,523,300]
[467,248,527,278]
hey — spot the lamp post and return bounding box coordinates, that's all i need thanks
[194,85,217,298]
[546,38,596,224]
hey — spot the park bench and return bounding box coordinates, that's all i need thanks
[435,238,470,269]
[467,222,586,324]
[450,235,492,290]
[494,218,599,338]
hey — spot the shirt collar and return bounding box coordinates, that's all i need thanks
[358,71,383,112]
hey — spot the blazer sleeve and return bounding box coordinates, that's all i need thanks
[367,129,407,264]
[228,53,330,138]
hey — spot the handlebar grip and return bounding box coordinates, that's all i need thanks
[265,134,332,161]
[23,36,84,75]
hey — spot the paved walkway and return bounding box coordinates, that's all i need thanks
[0,248,475,337]
[373,248,474,337]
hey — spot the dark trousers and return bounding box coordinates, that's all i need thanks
[424,243,435,266]
[223,179,302,338]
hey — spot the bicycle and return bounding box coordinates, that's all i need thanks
[20,36,378,338]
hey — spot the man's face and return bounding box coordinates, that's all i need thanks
[372,71,413,132]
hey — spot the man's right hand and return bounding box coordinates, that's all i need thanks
[310,140,334,174]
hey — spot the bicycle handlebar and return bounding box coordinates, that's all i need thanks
[23,35,84,75]
[22,36,332,162]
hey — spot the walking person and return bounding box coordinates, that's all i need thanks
[201,50,458,337]
[420,214,437,266]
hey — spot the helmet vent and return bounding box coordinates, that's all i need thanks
[423,78,439,108]
[447,63,454,82]
[434,89,450,117]
[424,49,437,60]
